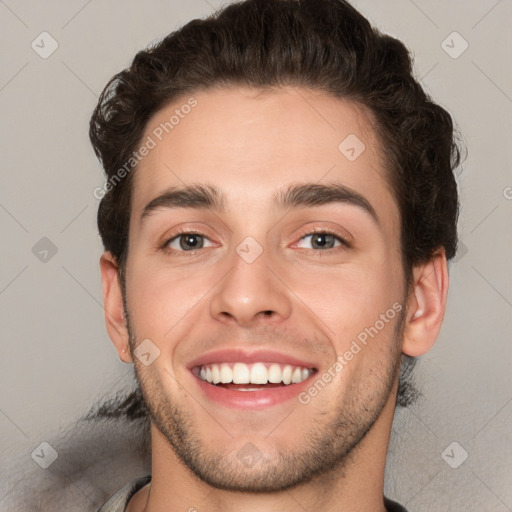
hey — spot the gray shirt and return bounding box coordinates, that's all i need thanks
[98,476,150,511]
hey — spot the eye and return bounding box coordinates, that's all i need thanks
[296,232,345,250]
[166,233,214,252]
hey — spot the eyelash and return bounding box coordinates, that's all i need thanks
[295,229,350,252]
[162,228,214,254]
[161,228,350,255]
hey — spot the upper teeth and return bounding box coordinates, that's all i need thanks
[198,362,313,385]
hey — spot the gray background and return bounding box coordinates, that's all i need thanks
[0,0,511,510]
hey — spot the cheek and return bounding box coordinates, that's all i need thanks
[125,259,214,341]
[287,257,404,339]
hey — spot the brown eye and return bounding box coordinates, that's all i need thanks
[167,233,212,251]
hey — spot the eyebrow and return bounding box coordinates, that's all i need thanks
[141,184,225,222]
[276,182,379,225]
[140,182,379,225]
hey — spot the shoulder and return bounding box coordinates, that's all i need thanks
[98,476,151,512]
[384,496,408,511]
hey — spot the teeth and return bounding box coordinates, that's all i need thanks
[268,363,282,383]
[282,365,292,385]
[291,367,302,383]
[250,362,268,384]
[220,364,232,383]
[197,362,313,386]
[211,364,221,384]
[232,362,250,384]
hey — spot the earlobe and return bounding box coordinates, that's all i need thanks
[402,249,449,357]
[99,252,133,363]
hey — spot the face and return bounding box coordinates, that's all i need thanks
[122,86,407,491]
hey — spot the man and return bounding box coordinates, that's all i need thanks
[90,0,461,510]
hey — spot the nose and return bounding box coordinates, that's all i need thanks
[209,247,292,327]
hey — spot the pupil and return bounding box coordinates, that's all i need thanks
[313,234,333,249]
[181,234,202,250]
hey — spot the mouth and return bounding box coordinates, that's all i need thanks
[192,362,316,390]
[188,350,318,409]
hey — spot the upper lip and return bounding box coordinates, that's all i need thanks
[187,349,318,370]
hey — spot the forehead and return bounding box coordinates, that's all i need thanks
[131,86,397,225]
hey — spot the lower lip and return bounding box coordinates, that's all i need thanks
[191,372,316,409]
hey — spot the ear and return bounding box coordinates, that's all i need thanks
[402,249,449,357]
[99,252,132,363]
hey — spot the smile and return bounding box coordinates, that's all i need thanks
[194,362,314,388]
[188,349,319,408]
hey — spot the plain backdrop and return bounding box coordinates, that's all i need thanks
[0,0,511,510]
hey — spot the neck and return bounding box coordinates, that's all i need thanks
[134,394,397,512]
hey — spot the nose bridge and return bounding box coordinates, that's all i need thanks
[209,237,292,325]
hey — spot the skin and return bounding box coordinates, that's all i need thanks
[100,86,449,512]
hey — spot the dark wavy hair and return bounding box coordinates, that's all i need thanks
[89,0,462,411]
